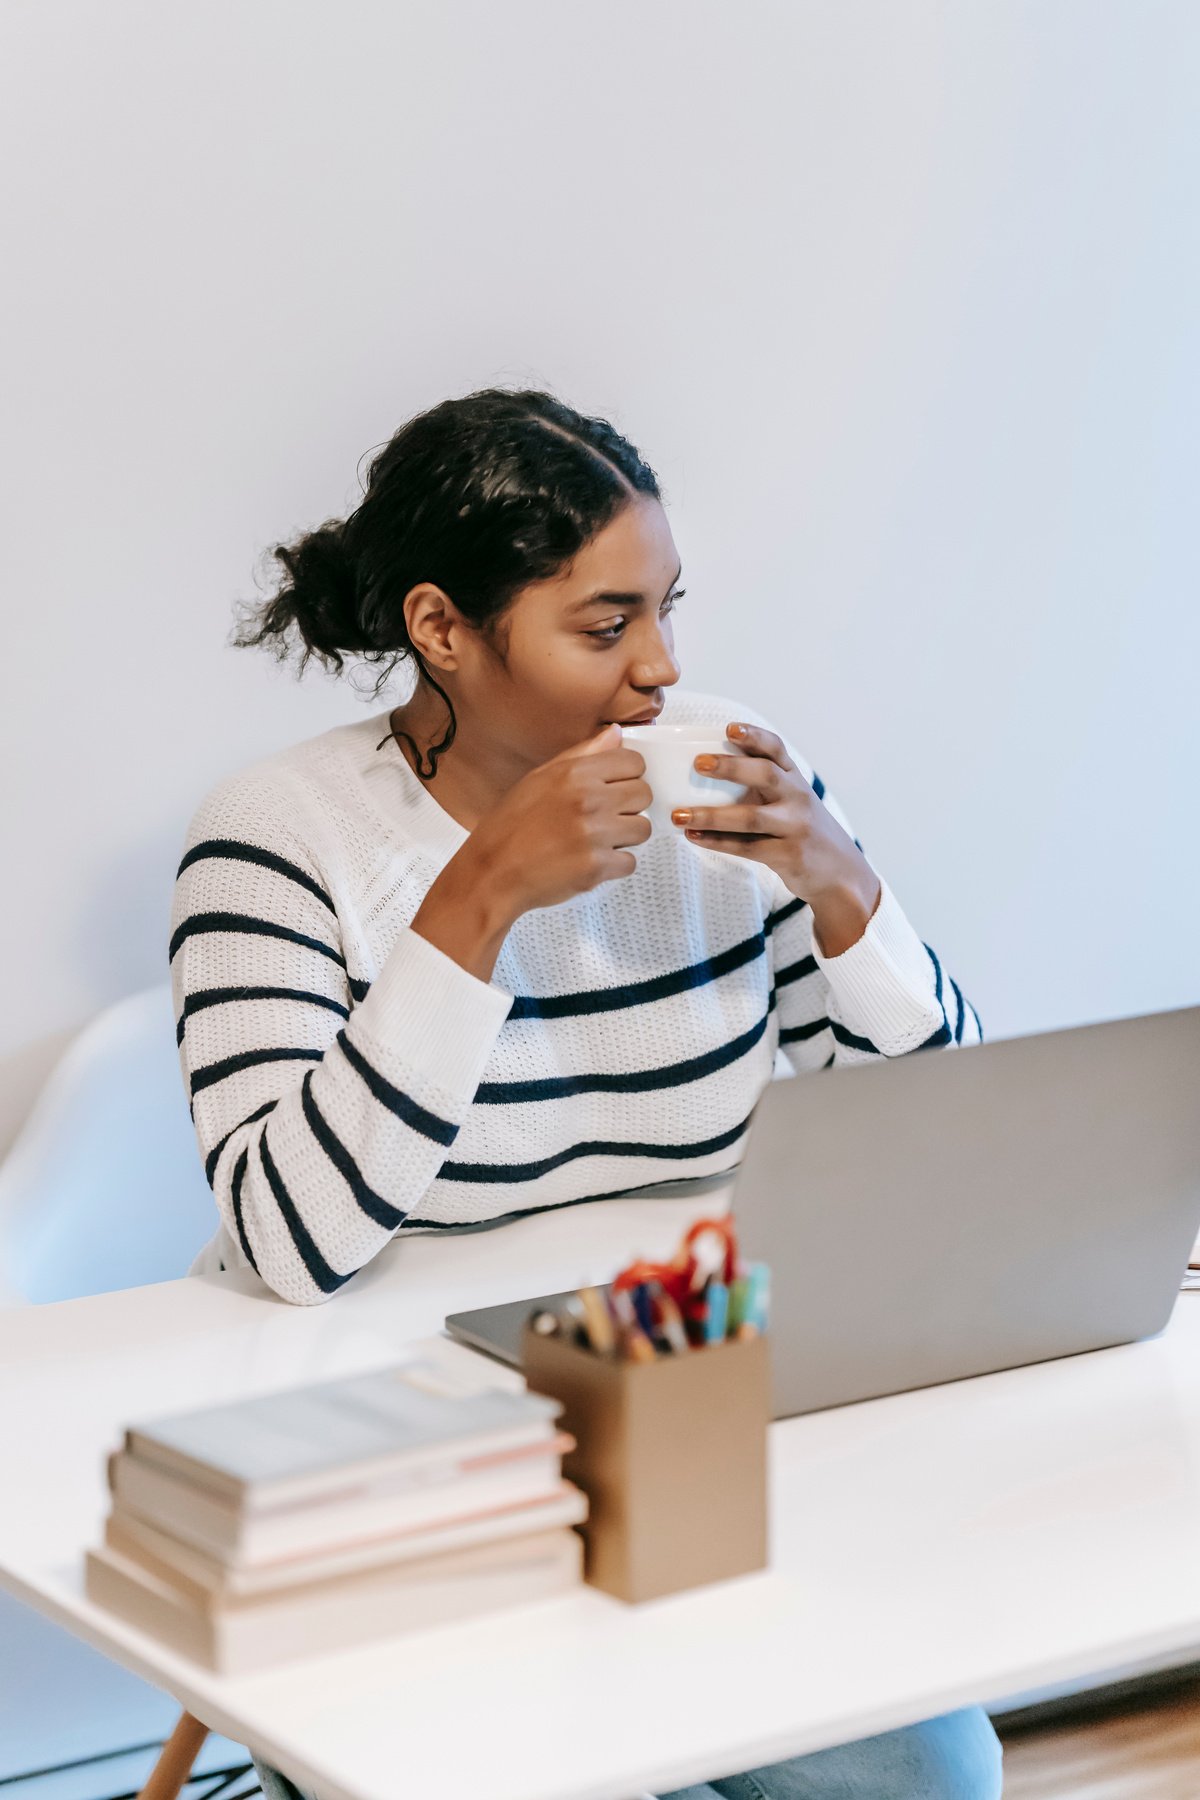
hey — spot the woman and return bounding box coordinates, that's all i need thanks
[170,388,1001,1798]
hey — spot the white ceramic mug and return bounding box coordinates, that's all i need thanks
[621,724,751,857]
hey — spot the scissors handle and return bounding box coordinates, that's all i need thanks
[678,1213,740,1286]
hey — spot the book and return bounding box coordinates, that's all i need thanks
[104,1480,589,1600]
[85,1526,583,1674]
[108,1434,575,1565]
[121,1359,561,1508]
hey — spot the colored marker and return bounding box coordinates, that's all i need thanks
[650,1282,689,1354]
[703,1280,729,1344]
[631,1281,656,1339]
[743,1263,771,1333]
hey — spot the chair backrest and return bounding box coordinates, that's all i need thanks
[0,984,216,1305]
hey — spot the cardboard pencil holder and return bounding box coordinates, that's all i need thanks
[521,1325,769,1604]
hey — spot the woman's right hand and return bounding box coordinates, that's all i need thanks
[467,721,653,915]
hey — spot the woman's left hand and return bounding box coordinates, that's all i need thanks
[671,722,883,951]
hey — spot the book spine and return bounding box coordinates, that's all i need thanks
[108,1481,589,1601]
[111,1446,573,1564]
[86,1531,583,1677]
[126,1422,564,1512]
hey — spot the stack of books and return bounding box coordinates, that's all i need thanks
[85,1358,587,1673]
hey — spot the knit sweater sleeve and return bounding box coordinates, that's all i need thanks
[168,773,513,1305]
[725,710,984,1069]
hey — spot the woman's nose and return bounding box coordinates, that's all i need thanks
[634,657,680,691]
[635,631,681,688]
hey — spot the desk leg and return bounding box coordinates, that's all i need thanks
[136,1712,209,1800]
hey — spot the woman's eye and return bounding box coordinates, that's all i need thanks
[587,589,685,642]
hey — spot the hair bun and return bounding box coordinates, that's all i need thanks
[277,521,367,664]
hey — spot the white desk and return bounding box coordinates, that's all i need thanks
[3,1181,1200,1800]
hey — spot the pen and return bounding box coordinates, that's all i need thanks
[703,1280,729,1344]
[609,1289,653,1361]
[727,1274,751,1334]
[631,1281,657,1340]
[610,1288,637,1332]
[649,1282,689,1354]
[743,1262,771,1333]
[577,1285,617,1355]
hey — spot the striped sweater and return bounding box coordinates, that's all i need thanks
[169,688,982,1304]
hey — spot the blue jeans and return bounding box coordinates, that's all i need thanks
[252,1703,1002,1798]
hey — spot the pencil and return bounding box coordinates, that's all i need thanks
[577,1284,617,1355]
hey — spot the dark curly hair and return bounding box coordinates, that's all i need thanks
[231,386,665,780]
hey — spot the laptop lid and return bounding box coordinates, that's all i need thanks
[735,1002,1200,1416]
[445,1005,1200,1419]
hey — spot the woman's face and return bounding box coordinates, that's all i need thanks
[453,494,684,765]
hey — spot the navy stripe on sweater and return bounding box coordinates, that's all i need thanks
[177,985,350,1045]
[259,1131,354,1295]
[765,895,809,932]
[779,1014,883,1056]
[914,943,954,1051]
[403,1165,744,1230]
[507,929,769,1021]
[190,1045,323,1097]
[439,1108,758,1185]
[831,1019,885,1055]
[205,1100,277,1186]
[343,898,809,1021]
[230,1148,260,1275]
[950,976,966,1044]
[775,953,818,988]
[475,997,777,1103]
[300,1070,407,1232]
[335,1029,460,1146]
[779,1015,833,1044]
[169,912,346,969]
[177,839,337,914]
[502,898,810,1022]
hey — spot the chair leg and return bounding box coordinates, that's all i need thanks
[137,1711,209,1800]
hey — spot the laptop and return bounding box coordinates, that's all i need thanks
[445,1004,1200,1419]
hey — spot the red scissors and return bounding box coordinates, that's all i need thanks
[611,1214,740,1340]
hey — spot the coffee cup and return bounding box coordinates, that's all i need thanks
[621,724,751,859]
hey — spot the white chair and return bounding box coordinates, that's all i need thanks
[0,982,237,1791]
[0,983,216,1305]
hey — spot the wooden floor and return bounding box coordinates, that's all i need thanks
[998,1670,1200,1797]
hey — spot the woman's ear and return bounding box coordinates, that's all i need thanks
[402,582,462,673]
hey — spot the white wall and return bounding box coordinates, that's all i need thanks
[3,0,1197,1092]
